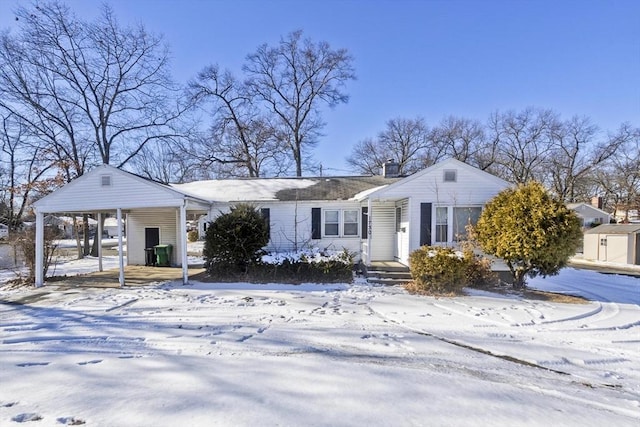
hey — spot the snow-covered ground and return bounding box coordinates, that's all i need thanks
[0,257,639,426]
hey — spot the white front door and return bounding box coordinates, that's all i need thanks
[394,202,410,264]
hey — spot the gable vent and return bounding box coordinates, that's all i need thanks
[443,170,457,182]
[101,175,112,187]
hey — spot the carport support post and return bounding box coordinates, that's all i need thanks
[180,202,188,285]
[117,208,124,287]
[366,198,372,265]
[35,210,44,287]
[97,212,103,272]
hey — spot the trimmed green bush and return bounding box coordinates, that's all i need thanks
[203,204,269,273]
[206,249,354,283]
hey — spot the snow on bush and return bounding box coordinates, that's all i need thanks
[262,248,353,265]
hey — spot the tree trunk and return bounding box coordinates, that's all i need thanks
[73,217,83,260]
[82,214,90,256]
[513,269,527,289]
[90,216,105,257]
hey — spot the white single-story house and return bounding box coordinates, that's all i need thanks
[43,215,98,238]
[32,158,510,287]
[104,217,125,238]
[567,203,612,228]
[583,224,640,265]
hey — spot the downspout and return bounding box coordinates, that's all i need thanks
[180,201,188,285]
[117,208,124,287]
[97,212,103,272]
[366,197,372,266]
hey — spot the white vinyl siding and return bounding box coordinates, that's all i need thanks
[208,201,364,257]
[128,209,179,266]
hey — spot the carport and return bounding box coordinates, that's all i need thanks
[32,165,211,287]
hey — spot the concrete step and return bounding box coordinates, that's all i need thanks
[367,276,412,286]
[368,271,412,280]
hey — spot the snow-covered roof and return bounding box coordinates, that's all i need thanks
[172,176,397,202]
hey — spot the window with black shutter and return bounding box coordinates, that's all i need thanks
[361,207,368,239]
[311,208,321,239]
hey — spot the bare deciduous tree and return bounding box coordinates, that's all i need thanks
[546,116,625,203]
[593,124,640,219]
[0,1,187,256]
[0,112,59,230]
[188,65,289,178]
[244,30,356,176]
[347,117,431,175]
[488,108,559,184]
[428,116,495,170]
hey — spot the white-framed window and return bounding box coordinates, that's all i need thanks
[435,207,448,242]
[435,206,483,243]
[324,210,339,236]
[343,210,359,236]
[101,174,112,187]
[323,208,360,237]
[453,207,482,241]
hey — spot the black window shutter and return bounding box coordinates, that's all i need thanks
[420,203,432,246]
[260,208,270,239]
[361,207,368,239]
[311,208,321,239]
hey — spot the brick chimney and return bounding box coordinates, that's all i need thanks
[591,196,603,209]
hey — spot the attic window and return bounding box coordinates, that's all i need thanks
[443,170,457,182]
[101,175,112,187]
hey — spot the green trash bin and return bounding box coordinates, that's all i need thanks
[154,244,172,267]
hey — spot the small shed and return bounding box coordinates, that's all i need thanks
[583,224,640,265]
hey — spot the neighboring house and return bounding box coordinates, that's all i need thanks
[567,203,612,228]
[44,215,97,238]
[31,158,510,286]
[613,208,640,223]
[583,224,640,265]
[104,217,125,238]
[0,223,8,240]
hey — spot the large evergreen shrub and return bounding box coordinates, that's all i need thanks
[474,181,582,289]
[203,204,269,273]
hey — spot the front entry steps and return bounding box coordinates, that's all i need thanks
[360,261,412,285]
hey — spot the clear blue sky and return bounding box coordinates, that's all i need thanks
[1,0,638,174]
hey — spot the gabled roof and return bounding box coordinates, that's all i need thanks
[585,224,640,234]
[172,176,399,202]
[357,158,510,200]
[567,203,611,217]
[33,164,211,212]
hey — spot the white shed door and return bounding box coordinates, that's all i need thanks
[606,235,627,263]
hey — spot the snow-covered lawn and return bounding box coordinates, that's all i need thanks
[0,260,639,426]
